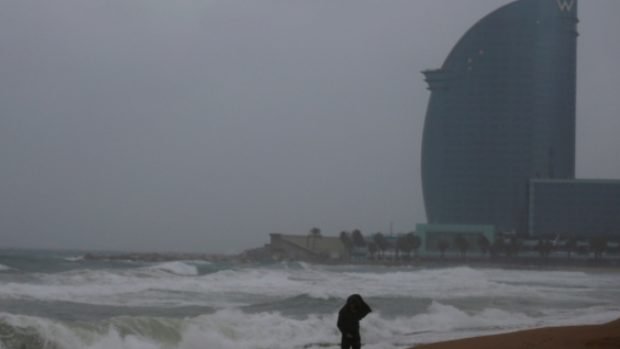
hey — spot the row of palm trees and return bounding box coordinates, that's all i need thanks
[335,228,615,261]
[339,230,422,260]
[484,235,613,260]
[429,235,613,260]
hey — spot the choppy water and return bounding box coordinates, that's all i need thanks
[0,249,619,349]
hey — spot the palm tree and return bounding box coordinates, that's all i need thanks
[537,239,553,260]
[339,231,352,259]
[591,237,608,261]
[565,236,577,259]
[310,227,321,237]
[388,237,398,261]
[351,229,365,247]
[373,232,388,259]
[490,235,505,258]
[396,234,412,260]
[438,239,450,258]
[477,235,490,257]
[506,237,521,257]
[411,234,421,258]
[308,227,322,250]
[397,232,420,260]
[455,234,469,258]
[367,242,378,260]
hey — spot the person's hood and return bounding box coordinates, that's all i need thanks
[346,294,372,319]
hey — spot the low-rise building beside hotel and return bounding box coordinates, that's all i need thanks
[268,233,348,261]
[528,179,620,238]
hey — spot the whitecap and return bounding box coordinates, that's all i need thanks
[0,264,618,314]
[1,307,618,349]
[64,255,84,262]
[147,261,199,276]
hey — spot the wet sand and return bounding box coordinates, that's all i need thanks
[412,319,620,349]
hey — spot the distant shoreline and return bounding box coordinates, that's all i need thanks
[77,250,620,272]
[3,246,619,271]
[81,251,238,263]
[367,257,620,272]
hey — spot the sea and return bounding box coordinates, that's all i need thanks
[0,249,619,349]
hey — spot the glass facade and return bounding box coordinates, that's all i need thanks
[529,179,620,237]
[421,0,578,233]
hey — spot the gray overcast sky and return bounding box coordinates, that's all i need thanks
[1,0,619,253]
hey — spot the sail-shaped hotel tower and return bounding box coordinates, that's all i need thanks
[421,0,578,234]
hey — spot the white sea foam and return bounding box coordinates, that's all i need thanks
[0,263,618,349]
[0,264,12,271]
[146,262,199,276]
[0,308,513,349]
[0,265,616,309]
[1,304,618,349]
[64,255,84,262]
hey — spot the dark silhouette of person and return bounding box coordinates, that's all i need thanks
[337,294,372,349]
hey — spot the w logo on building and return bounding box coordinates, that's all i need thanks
[556,0,575,12]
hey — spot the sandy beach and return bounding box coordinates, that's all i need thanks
[411,319,620,349]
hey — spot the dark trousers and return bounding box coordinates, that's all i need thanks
[341,335,361,349]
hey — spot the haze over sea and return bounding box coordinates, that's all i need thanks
[0,249,619,349]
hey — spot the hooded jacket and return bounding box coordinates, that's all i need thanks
[337,294,372,338]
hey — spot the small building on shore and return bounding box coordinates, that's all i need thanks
[267,233,348,261]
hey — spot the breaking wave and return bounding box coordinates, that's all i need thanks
[63,255,84,262]
[0,265,612,309]
[0,255,619,349]
[0,311,336,349]
[0,302,617,349]
[146,262,199,276]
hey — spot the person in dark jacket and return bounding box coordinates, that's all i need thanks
[337,294,372,349]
